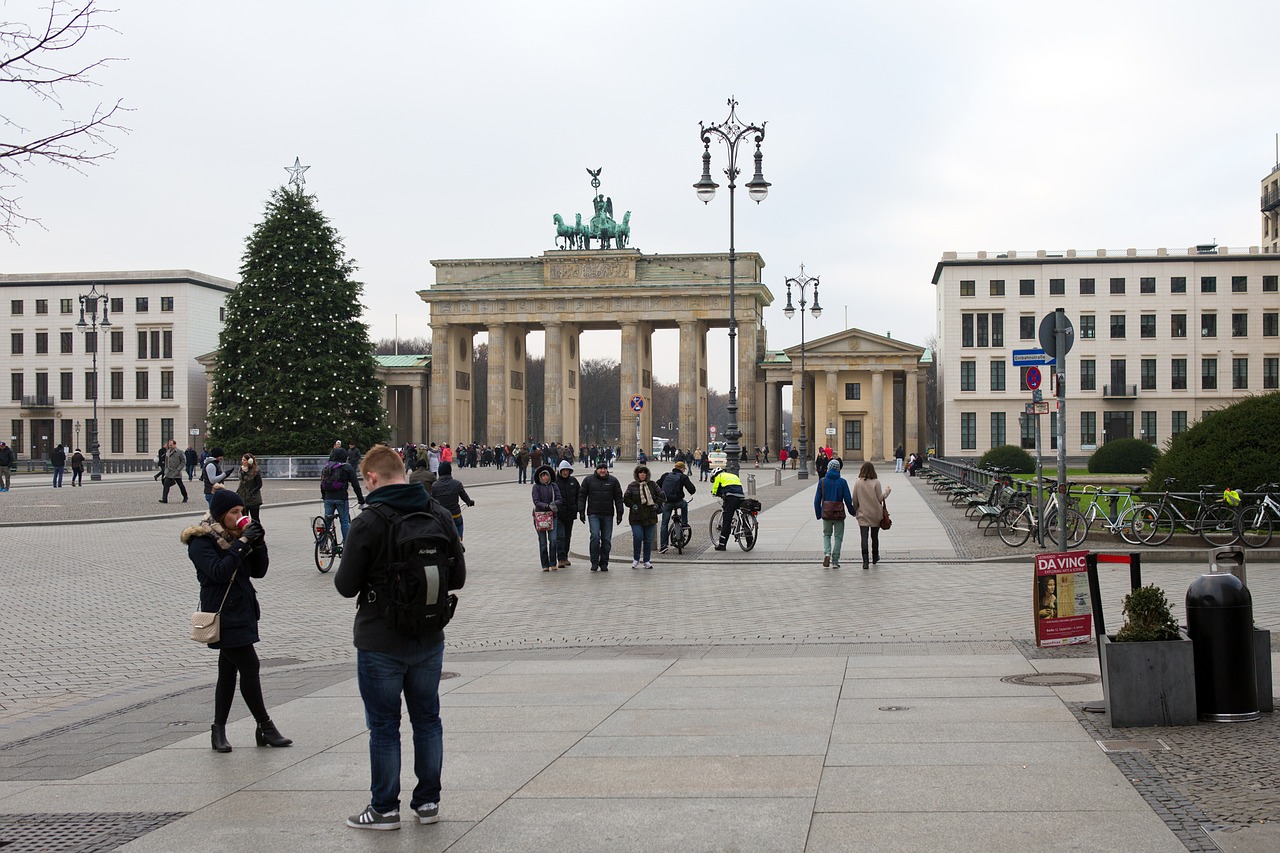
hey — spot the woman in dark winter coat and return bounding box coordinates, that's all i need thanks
[554,460,581,569]
[183,487,291,753]
[531,464,562,571]
[237,453,264,524]
[623,464,664,569]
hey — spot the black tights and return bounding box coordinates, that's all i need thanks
[214,645,268,726]
[859,525,880,562]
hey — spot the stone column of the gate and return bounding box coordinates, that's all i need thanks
[737,318,761,454]
[763,379,777,459]
[486,323,509,448]
[410,384,424,444]
[678,321,704,456]
[905,366,919,455]
[618,320,653,461]
[508,329,528,444]
[431,323,473,444]
[825,368,839,455]
[870,368,885,461]
[543,322,580,446]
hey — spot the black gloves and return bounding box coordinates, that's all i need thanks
[241,521,265,546]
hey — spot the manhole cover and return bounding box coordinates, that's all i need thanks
[1097,738,1170,753]
[0,812,186,852]
[1002,672,1100,687]
[441,671,460,680]
[878,706,911,712]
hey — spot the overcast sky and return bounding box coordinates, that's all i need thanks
[5,0,1276,395]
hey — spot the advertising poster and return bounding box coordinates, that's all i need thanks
[1034,550,1093,647]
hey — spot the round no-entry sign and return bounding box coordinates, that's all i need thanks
[1026,366,1042,391]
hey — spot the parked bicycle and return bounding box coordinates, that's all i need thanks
[1235,483,1280,548]
[1130,480,1238,546]
[1078,485,1145,545]
[996,484,1086,548]
[710,497,760,551]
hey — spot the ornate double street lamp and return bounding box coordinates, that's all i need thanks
[695,97,770,475]
[784,266,822,480]
[76,283,111,481]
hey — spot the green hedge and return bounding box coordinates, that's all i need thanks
[1145,392,1280,491]
[978,444,1035,474]
[1087,438,1159,474]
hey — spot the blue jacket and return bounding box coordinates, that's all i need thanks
[813,467,855,520]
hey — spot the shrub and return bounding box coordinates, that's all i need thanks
[1087,438,1160,474]
[1115,585,1180,642]
[978,444,1035,474]
[1145,392,1280,491]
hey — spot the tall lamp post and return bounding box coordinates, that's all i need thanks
[695,97,770,475]
[783,266,822,480]
[76,283,111,481]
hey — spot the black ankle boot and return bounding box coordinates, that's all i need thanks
[211,724,232,753]
[255,720,292,748]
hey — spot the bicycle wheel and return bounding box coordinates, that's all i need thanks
[1047,507,1088,548]
[676,521,692,550]
[1116,507,1145,545]
[1199,504,1239,547]
[737,512,758,551]
[311,516,327,541]
[669,519,684,554]
[315,530,336,573]
[997,507,1031,547]
[1238,505,1273,549]
[709,510,723,544]
[1135,506,1174,546]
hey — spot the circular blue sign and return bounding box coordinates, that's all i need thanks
[1026,366,1042,391]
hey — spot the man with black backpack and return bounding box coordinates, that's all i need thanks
[335,445,466,831]
[320,449,365,543]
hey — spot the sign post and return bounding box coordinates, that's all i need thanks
[629,395,645,460]
[1040,310,1075,554]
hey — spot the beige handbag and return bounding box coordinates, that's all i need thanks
[190,569,237,644]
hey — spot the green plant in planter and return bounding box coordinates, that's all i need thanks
[1115,585,1180,642]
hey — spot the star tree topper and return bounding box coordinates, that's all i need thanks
[285,157,310,190]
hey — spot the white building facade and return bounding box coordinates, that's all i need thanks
[933,247,1280,461]
[2,270,234,462]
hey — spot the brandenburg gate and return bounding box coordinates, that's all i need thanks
[419,248,773,458]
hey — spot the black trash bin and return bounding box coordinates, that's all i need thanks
[1186,567,1260,722]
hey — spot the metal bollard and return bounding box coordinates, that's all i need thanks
[746,474,756,496]
[1186,547,1260,722]
[774,468,782,487]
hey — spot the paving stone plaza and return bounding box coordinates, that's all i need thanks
[0,465,1277,852]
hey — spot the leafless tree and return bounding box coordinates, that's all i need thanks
[1,0,127,236]
[373,336,431,355]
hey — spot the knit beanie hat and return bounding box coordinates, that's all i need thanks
[209,488,245,521]
[438,461,452,476]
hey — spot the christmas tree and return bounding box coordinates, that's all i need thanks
[208,182,388,454]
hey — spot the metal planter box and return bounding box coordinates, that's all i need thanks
[1100,632,1197,728]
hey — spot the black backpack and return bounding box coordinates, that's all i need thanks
[365,503,459,638]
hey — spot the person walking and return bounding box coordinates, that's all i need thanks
[335,445,466,831]
[153,445,166,481]
[852,462,892,569]
[813,459,856,568]
[553,460,580,569]
[657,461,695,554]
[429,461,475,542]
[577,460,623,572]
[320,448,365,544]
[183,487,291,754]
[238,453,264,524]
[515,444,530,484]
[531,464,561,571]
[778,446,788,471]
[159,439,189,503]
[894,444,905,474]
[202,448,231,506]
[0,440,13,492]
[623,464,664,569]
[70,448,85,486]
[50,444,66,488]
[185,445,198,481]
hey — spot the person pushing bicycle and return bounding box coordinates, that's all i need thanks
[658,461,696,554]
[709,467,744,551]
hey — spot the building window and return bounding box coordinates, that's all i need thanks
[960,361,976,392]
[110,329,123,353]
[960,280,975,297]
[1081,411,1096,445]
[1231,275,1247,293]
[1110,277,1125,294]
[1049,278,1065,295]
[136,370,149,400]
[991,313,1003,347]
[1019,366,1032,391]
[110,297,123,314]
[84,331,96,353]
[60,371,73,401]
[844,382,861,400]
[1080,315,1096,339]
[11,419,23,452]
[1202,358,1217,390]
[60,331,73,353]
[150,330,161,360]
[110,419,123,454]
[110,370,123,400]
[1172,358,1187,390]
[219,306,226,322]
[1265,275,1278,293]
[1201,313,1216,338]
[1232,357,1248,390]
[1140,314,1156,338]
[1079,278,1095,295]
[991,412,1006,447]
[1020,411,1034,449]
[1019,315,1035,340]
[137,331,147,358]
[990,360,1006,391]
[1049,412,1058,451]
[1140,277,1155,294]
[162,330,173,359]
[161,369,174,400]
[989,280,1005,297]
[1171,276,1187,294]
[136,297,149,312]
[161,296,174,312]
[35,332,48,354]
[136,419,149,454]
[1080,359,1096,391]
[1110,314,1125,339]
[161,417,174,444]
[10,333,22,355]
[977,313,988,347]
[34,299,48,314]
[11,373,22,401]
[1231,312,1248,338]
[844,419,862,452]
[84,370,97,400]
[1265,358,1279,390]
[1141,358,1157,390]
[1201,276,1216,293]
[960,413,976,450]
[961,313,974,348]
[1172,411,1188,435]
[1264,313,1279,337]
[1142,411,1157,444]
[60,298,73,314]
[10,300,22,315]
[1019,279,1035,296]
[1171,314,1187,338]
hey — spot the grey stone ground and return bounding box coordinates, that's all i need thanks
[0,462,1276,851]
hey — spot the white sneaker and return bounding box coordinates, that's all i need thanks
[643,562,653,569]
[632,560,641,569]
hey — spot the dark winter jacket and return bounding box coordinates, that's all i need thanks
[238,465,264,508]
[203,459,229,495]
[813,466,855,520]
[658,468,696,503]
[578,468,624,520]
[429,473,474,518]
[530,465,561,512]
[185,447,198,467]
[333,482,466,653]
[623,466,664,526]
[183,518,269,649]
[0,446,14,467]
[70,450,85,470]
[320,460,365,504]
[50,446,66,467]
[555,467,581,523]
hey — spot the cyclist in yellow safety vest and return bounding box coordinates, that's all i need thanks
[709,468,745,551]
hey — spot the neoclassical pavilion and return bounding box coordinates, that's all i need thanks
[420,249,773,458]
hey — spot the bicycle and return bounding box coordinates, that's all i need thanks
[1078,485,1144,545]
[710,497,760,551]
[666,498,693,555]
[1235,483,1280,548]
[995,485,1086,548]
[313,513,343,573]
[1130,481,1238,546]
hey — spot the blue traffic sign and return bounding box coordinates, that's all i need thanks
[629,395,645,412]
[1026,366,1042,391]
[1012,348,1055,366]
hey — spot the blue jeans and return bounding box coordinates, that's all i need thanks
[659,499,688,548]
[536,519,558,568]
[52,466,64,487]
[452,515,464,541]
[356,640,444,814]
[555,516,575,562]
[324,497,352,540]
[631,523,655,562]
[587,514,614,568]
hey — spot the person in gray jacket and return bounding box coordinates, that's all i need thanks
[160,438,189,502]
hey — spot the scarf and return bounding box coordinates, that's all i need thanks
[638,480,655,507]
[197,516,238,550]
